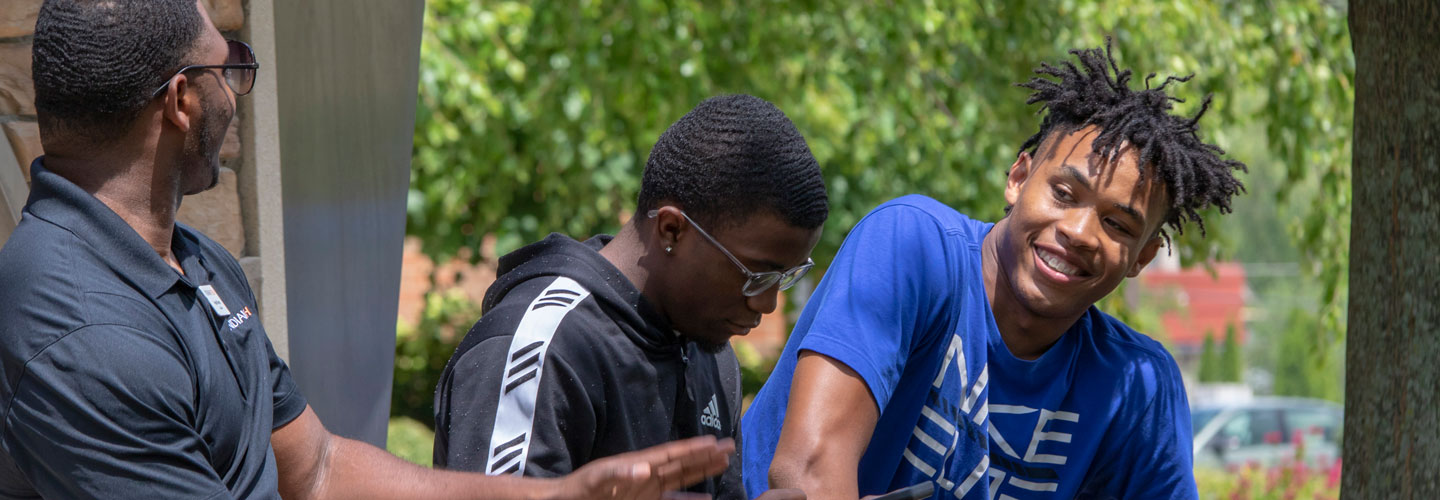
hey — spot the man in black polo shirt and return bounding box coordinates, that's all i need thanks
[0,1,729,499]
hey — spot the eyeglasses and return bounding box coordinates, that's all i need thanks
[151,39,259,99]
[649,209,814,297]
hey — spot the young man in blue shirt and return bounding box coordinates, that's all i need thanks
[742,41,1247,499]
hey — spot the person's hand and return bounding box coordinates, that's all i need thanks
[547,435,735,500]
[754,488,806,500]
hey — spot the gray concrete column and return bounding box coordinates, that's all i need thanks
[272,0,425,446]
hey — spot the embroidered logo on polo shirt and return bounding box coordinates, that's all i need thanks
[226,306,253,330]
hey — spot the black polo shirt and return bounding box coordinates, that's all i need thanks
[0,159,307,499]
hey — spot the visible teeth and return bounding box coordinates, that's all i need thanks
[1039,249,1082,276]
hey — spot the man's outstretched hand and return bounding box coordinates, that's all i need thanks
[549,435,736,500]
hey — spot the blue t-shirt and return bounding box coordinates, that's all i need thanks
[741,195,1197,499]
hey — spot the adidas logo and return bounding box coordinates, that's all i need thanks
[700,394,723,431]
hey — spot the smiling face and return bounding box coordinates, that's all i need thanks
[651,207,822,351]
[993,125,1169,322]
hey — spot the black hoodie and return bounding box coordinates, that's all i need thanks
[433,234,743,498]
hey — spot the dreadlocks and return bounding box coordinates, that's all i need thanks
[1016,38,1247,239]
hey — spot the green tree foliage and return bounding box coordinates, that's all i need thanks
[391,289,477,424]
[1272,309,1343,402]
[409,0,1352,289]
[406,1,1355,409]
[1199,332,1220,383]
[1221,324,1243,383]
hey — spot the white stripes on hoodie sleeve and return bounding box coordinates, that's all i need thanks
[484,277,591,476]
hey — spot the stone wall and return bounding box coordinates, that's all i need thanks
[0,1,40,187]
[0,0,257,288]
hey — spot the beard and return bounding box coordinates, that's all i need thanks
[691,336,731,354]
[182,90,230,194]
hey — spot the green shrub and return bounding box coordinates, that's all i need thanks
[392,289,480,426]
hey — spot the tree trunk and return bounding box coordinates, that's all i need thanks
[1343,1,1440,498]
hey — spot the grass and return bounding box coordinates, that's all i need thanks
[387,416,436,467]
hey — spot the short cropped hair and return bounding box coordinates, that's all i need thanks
[638,94,828,230]
[33,0,205,143]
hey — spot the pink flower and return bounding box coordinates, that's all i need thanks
[1293,459,1311,485]
[1326,457,1342,489]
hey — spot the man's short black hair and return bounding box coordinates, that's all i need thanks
[638,94,828,230]
[33,0,205,144]
[1017,38,1247,239]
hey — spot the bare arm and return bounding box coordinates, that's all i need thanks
[272,406,733,500]
[767,351,880,500]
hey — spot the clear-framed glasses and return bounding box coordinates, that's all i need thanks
[649,209,814,297]
[151,39,259,99]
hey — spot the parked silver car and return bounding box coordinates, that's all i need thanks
[1191,397,1342,469]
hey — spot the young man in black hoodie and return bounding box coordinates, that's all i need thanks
[433,94,827,499]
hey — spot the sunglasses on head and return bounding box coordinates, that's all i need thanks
[151,39,258,99]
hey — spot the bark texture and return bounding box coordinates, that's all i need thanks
[1344,1,1440,498]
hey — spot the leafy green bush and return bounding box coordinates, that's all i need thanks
[392,289,480,426]
[411,0,1351,284]
[732,338,777,402]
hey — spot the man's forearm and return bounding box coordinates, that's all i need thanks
[765,352,882,500]
[274,406,734,500]
[767,439,861,500]
[274,407,559,500]
[307,435,554,500]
